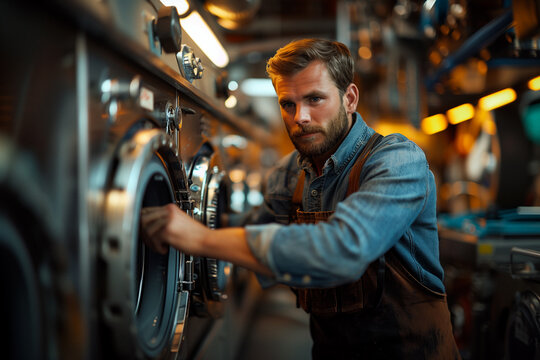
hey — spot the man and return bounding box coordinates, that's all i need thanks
[142,39,460,359]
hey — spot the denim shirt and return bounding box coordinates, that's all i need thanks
[245,113,445,293]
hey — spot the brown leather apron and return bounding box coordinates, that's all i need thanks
[290,133,461,359]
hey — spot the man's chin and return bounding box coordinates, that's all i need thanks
[294,144,326,157]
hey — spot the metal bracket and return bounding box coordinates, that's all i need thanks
[179,257,195,291]
[176,190,194,210]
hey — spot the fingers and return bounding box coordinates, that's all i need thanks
[140,223,169,255]
[140,206,169,224]
[140,206,174,237]
[140,203,204,255]
[143,216,168,236]
[140,205,173,254]
[147,234,169,255]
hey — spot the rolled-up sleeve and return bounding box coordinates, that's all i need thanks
[245,223,282,287]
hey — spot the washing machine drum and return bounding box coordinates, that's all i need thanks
[505,290,540,359]
[101,128,187,358]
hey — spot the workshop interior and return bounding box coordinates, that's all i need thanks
[2,0,540,359]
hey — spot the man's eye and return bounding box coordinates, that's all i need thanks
[281,102,294,109]
[310,97,321,103]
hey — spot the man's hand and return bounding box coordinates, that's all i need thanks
[140,204,209,255]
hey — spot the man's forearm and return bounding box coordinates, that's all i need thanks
[142,204,273,277]
[196,227,274,277]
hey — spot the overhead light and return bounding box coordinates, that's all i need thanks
[228,81,239,91]
[159,0,189,16]
[478,88,516,111]
[240,79,277,97]
[159,0,229,68]
[224,95,237,108]
[528,76,540,91]
[421,114,448,135]
[181,11,229,68]
[446,103,475,125]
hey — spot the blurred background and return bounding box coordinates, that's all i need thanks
[2,0,540,359]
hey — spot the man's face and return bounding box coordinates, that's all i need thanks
[275,61,352,159]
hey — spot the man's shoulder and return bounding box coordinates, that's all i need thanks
[366,133,429,172]
[377,133,426,158]
[379,132,412,145]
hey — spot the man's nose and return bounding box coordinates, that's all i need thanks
[294,104,311,125]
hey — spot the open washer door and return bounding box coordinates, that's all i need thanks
[100,126,190,359]
[188,142,233,317]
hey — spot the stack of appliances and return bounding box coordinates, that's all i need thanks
[1,1,264,359]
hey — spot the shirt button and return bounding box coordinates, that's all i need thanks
[283,273,292,282]
[311,189,318,197]
[302,275,311,284]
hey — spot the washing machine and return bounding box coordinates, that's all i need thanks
[1,1,193,358]
[83,32,195,358]
[0,2,85,359]
[2,0,264,358]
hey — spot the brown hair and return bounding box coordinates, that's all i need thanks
[266,38,354,96]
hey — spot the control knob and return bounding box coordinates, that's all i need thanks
[154,6,182,53]
[177,45,204,83]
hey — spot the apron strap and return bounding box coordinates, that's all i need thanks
[292,170,305,206]
[346,132,385,309]
[346,132,384,196]
[289,170,305,222]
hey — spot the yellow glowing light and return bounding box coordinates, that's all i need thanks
[224,95,237,108]
[446,103,475,125]
[528,76,540,91]
[478,88,516,111]
[372,121,429,147]
[229,169,246,183]
[456,132,475,155]
[477,60,488,75]
[421,114,448,135]
[160,0,190,16]
[358,46,372,60]
[181,11,229,68]
[429,50,442,66]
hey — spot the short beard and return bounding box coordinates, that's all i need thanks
[289,104,349,158]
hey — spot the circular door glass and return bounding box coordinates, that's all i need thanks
[133,154,179,357]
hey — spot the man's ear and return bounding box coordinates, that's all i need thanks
[343,83,359,114]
